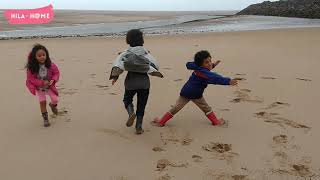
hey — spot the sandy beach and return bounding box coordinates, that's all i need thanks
[0,28,319,180]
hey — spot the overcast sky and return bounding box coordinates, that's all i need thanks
[0,0,277,11]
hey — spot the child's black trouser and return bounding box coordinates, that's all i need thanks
[123,89,150,128]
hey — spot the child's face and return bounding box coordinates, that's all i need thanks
[201,57,213,70]
[36,49,47,64]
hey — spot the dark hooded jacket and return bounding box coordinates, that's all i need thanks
[180,62,231,99]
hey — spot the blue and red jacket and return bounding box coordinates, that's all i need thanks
[180,62,231,99]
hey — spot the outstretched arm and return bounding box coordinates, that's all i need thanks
[206,71,232,85]
[109,66,123,85]
[212,60,221,69]
[194,69,233,86]
[109,52,126,82]
[208,74,238,86]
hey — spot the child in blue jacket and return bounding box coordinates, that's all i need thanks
[153,50,238,126]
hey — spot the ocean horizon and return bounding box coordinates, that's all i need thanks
[1,10,320,39]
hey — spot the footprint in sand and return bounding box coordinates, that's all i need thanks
[202,142,239,164]
[270,135,301,169]
[59,88,78,96]
[156,159,188,171]
[231,175,249,180]
[202,170,249,180]
[231,89,263,104]
[159,128,180,145]
[235,73,246,76]
[181,133,193,146]
[218,108,230,112]
[163,67,172,70]
[97,128,131,140]
[181,137,193,146]
[273,151,290,166]
[156,159,171,171]
[157,174,171,180]
[255,111,310,130]
[263,101,290,110]
[261,76,277,80]
[269,154,318,179]
[173,79,183,82]
[192,155,203,162]
[202,142,232,153]
[159,129,193,146]
[273,135,288,145]
[266,117,311,130]
[50,107,70,122]
[296,78,312,82]
[255,112,280,119]
[231,98,243,103]
[234,77,247,81]
[239,89,251,93]
[272,135,300,150]
[256,111,311,130]
[96,85,109,90]
[220,120,230,128]
[152,147,165,152]
[96,85,109,88]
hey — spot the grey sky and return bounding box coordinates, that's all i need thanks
[0,0,277,11]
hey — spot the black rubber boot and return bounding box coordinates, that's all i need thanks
[126,104,136,127]
[135,116,144,135]
[42,112,50,127]
[49,103,58,115]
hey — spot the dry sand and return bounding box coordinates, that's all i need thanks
[0,28,319,180]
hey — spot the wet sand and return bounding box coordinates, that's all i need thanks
[0,28,319,180]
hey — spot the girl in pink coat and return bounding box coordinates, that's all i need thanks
[26,44,60,127]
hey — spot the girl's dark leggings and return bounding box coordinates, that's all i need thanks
[123,89,150,118]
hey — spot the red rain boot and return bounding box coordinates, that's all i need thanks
[153,112,173,127]
[206,111,223,126]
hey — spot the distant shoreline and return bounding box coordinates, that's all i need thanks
[1,26,320,41]
[1,11,320,40]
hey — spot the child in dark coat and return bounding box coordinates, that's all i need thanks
[110,29,163,134]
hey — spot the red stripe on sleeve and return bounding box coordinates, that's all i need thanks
[194,71,209,80]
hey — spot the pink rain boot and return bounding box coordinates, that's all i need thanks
[152,112,173,127]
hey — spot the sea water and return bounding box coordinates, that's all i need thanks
[1,14,320,39]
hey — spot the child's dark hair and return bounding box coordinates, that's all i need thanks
[26,44,51,74]
[194,50,211,67]
[126,29,144,47]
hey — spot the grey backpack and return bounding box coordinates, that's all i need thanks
[123,52,150,73]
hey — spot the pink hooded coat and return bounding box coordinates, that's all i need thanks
[26,63,60,96]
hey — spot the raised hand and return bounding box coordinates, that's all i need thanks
[230,79,238,86]
[112,79,117,85]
